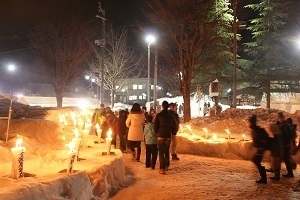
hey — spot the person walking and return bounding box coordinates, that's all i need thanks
[268,122,282,181]
[144,115,158,169]
[249,115,270,184]
[277,112,294,178]
[118,110,128,153]
[154,101,178,175]
[126,103,145,162]
[169,103,180,160]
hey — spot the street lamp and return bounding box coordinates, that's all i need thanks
[7,64,16,95]
[145,34,155,103]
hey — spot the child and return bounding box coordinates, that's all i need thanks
[144,115,158,169]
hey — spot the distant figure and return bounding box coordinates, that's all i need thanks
[249,115,270,184]
[126,103,145,162]
[287,117,297,169]
[277,112,294,178]
[154,101,178,175]
[92,103,107,140]
[203,102,209,117]
[144,115,158,169]
[169,103,180,160]
[149,108,157,122]
[178,104,183,115]
[118,110,128,152]
[106,110,119,147]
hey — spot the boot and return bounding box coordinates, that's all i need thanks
[256,166,267,184]
[172,154,179,161]
[270,170,280,181]
[132,151,136,161]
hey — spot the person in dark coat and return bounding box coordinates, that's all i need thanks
[277,112,294,178]
[249,115,269,184]
[154,101,178,175]
[287,117,298,169]
[169,103,180,160]
[118,110,128,152]
[268,122,282,181]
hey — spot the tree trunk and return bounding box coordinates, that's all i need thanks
[111,89,115,108]
[183,81,191,122]
[55,90,63,108]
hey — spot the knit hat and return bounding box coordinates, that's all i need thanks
[249,115,257,125]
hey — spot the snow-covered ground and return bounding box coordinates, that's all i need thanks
[1,96,300,199]
[110,152,300,200]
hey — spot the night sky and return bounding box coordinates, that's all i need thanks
[0,0,299,93]
[0,0,146,90]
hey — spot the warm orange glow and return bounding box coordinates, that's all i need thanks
[66,140,76,153]
[107,128,112,140]
[242,134,246,140]
[73,128,79,139]
[185,125,193,135]
[15,135,23,148]
[212,133,217,141]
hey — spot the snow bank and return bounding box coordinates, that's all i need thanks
[0,146,127,200]
[176,133,255,160]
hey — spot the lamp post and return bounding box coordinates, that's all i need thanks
[8,64,16,95]
[145,35,155,103]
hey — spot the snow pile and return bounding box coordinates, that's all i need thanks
[0,109,127,199]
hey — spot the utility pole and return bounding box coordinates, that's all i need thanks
[95,2,106,105]
[153,47,158,110]
[232,0,237,108]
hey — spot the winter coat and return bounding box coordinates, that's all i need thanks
[92,108,106,125]
[277,120,293,147]
[144,122,157,145]
[106,114,120,136]
[269,123,282,157]
[118,111,128,137]
[126,111,145,141]
[169,110,179,135]
[154,109,178,138]
[251,125,270,149]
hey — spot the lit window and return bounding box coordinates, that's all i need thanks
[139,95,143,100]
[151,85,154,90]
[133,85,137,90]
[116,85,120,89]
[138,85,143,89]
[143,95,146,100]
[75,88,79,93]
[129,95,137,100]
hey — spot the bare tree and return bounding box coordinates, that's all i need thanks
[88,26,142,107]
[144,0,224,122]
[30,16,96,107]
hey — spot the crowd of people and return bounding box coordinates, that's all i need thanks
[249,112,299,184]
[91,100,180,175]
[91,102,299,179]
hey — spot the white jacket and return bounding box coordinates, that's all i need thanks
[126,112,145,141]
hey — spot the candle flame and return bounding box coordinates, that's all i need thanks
[225,129,230,134]
[242,134,246,139]
[15,134,23,148]
[212,133,217,141]
[202,128,208,133]
[66,140,76,153]
[107,128,112,140]
[73,128,79,139]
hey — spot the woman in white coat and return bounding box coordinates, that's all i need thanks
[126,103,145,161]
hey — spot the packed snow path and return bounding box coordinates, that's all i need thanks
[110,153,300,200]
